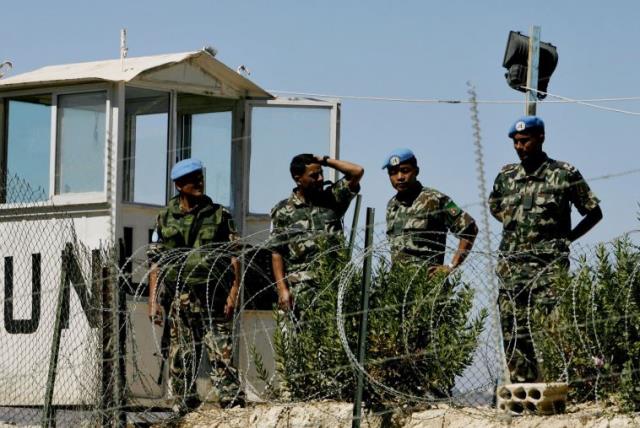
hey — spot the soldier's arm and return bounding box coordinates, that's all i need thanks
[450,222,478,269]
[148,265,162,324]
[316,155,364,192]
[220,209,242,318]
[147,218,165,324]
[440,197,478,272]
[272,251,293,311]
[224,257,241,319]
[269,206,294,311]
[567,168,603,242]
[488,175,504,222]
[568,206,602,242]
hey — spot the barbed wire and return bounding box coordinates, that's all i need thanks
[0,111,639,428]
[118,228,640,425]
[2,208,636,424]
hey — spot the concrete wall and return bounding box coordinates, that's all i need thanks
[0,212,110,405]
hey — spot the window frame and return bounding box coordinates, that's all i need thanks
[0,93,53,204]
[0,83,112,209]
[177,109,234,207]
[243,98,341,216]
[121,85,171,207]
[53,87,111,202]
[118,87,239,210]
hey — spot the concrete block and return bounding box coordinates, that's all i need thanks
[238,310,278,402]
[497,382,568,415]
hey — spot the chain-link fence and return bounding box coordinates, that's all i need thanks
[0,175,122,427]
[1,173,639,426]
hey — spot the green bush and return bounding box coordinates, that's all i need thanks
[262,245,487,407]
[533,235,640,410]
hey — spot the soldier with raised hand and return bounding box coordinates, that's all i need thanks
[270,154,364,312]
[489,116,603,383]
[383,148,478,273]
[147,158,244,415]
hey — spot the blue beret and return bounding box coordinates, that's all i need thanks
[382,148,416,169]
[508,116,545,138]
[171,158,203,181]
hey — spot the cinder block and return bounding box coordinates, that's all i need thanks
[496,382,568,415]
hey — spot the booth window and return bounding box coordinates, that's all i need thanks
[55,92,107,194]
[177,94,232,207]
[2,95,52,203]
[123,88,169,205]
[249,107,330,214]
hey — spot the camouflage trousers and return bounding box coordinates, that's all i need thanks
[287,276,317,323]
[497,255,567,383]
[168,290,244,410]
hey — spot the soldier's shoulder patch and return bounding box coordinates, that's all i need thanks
[444,200,462,217]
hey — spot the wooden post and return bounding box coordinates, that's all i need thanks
[525,25,541,115]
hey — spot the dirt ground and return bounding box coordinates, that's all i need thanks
[157,401,640,428]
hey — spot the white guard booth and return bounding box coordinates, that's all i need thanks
[0,50,340,408]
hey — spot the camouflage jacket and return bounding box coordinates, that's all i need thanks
[489,153,600,258]
[386,183,476,265]
[148,195,238,289]
[270,179,358,283]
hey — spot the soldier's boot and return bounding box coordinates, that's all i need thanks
[172,393,202,416]
[219,392,246,409]
[202,318,247,408]
[212,361,246,408]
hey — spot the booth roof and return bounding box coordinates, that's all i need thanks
[0,50,272,98]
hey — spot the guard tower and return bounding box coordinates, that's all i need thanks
[0,50,340,411]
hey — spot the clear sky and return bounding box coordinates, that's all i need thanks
[2,0,639,247]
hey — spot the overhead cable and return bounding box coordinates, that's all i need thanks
[522,86,640,116]
[270,90,640,106]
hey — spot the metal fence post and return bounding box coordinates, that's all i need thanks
[100,248,116,426]
[352,207,374,428]
[42,249,71,427]
[347,194,362,258]
[115,251,127,427]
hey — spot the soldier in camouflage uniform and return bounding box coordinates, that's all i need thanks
[270,154,364,312]
[383,148,478,272]
[148,158,245,414]
[489,116,602,382]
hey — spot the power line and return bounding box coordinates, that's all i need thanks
[522,86,640,116]
[269,90,640,106]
